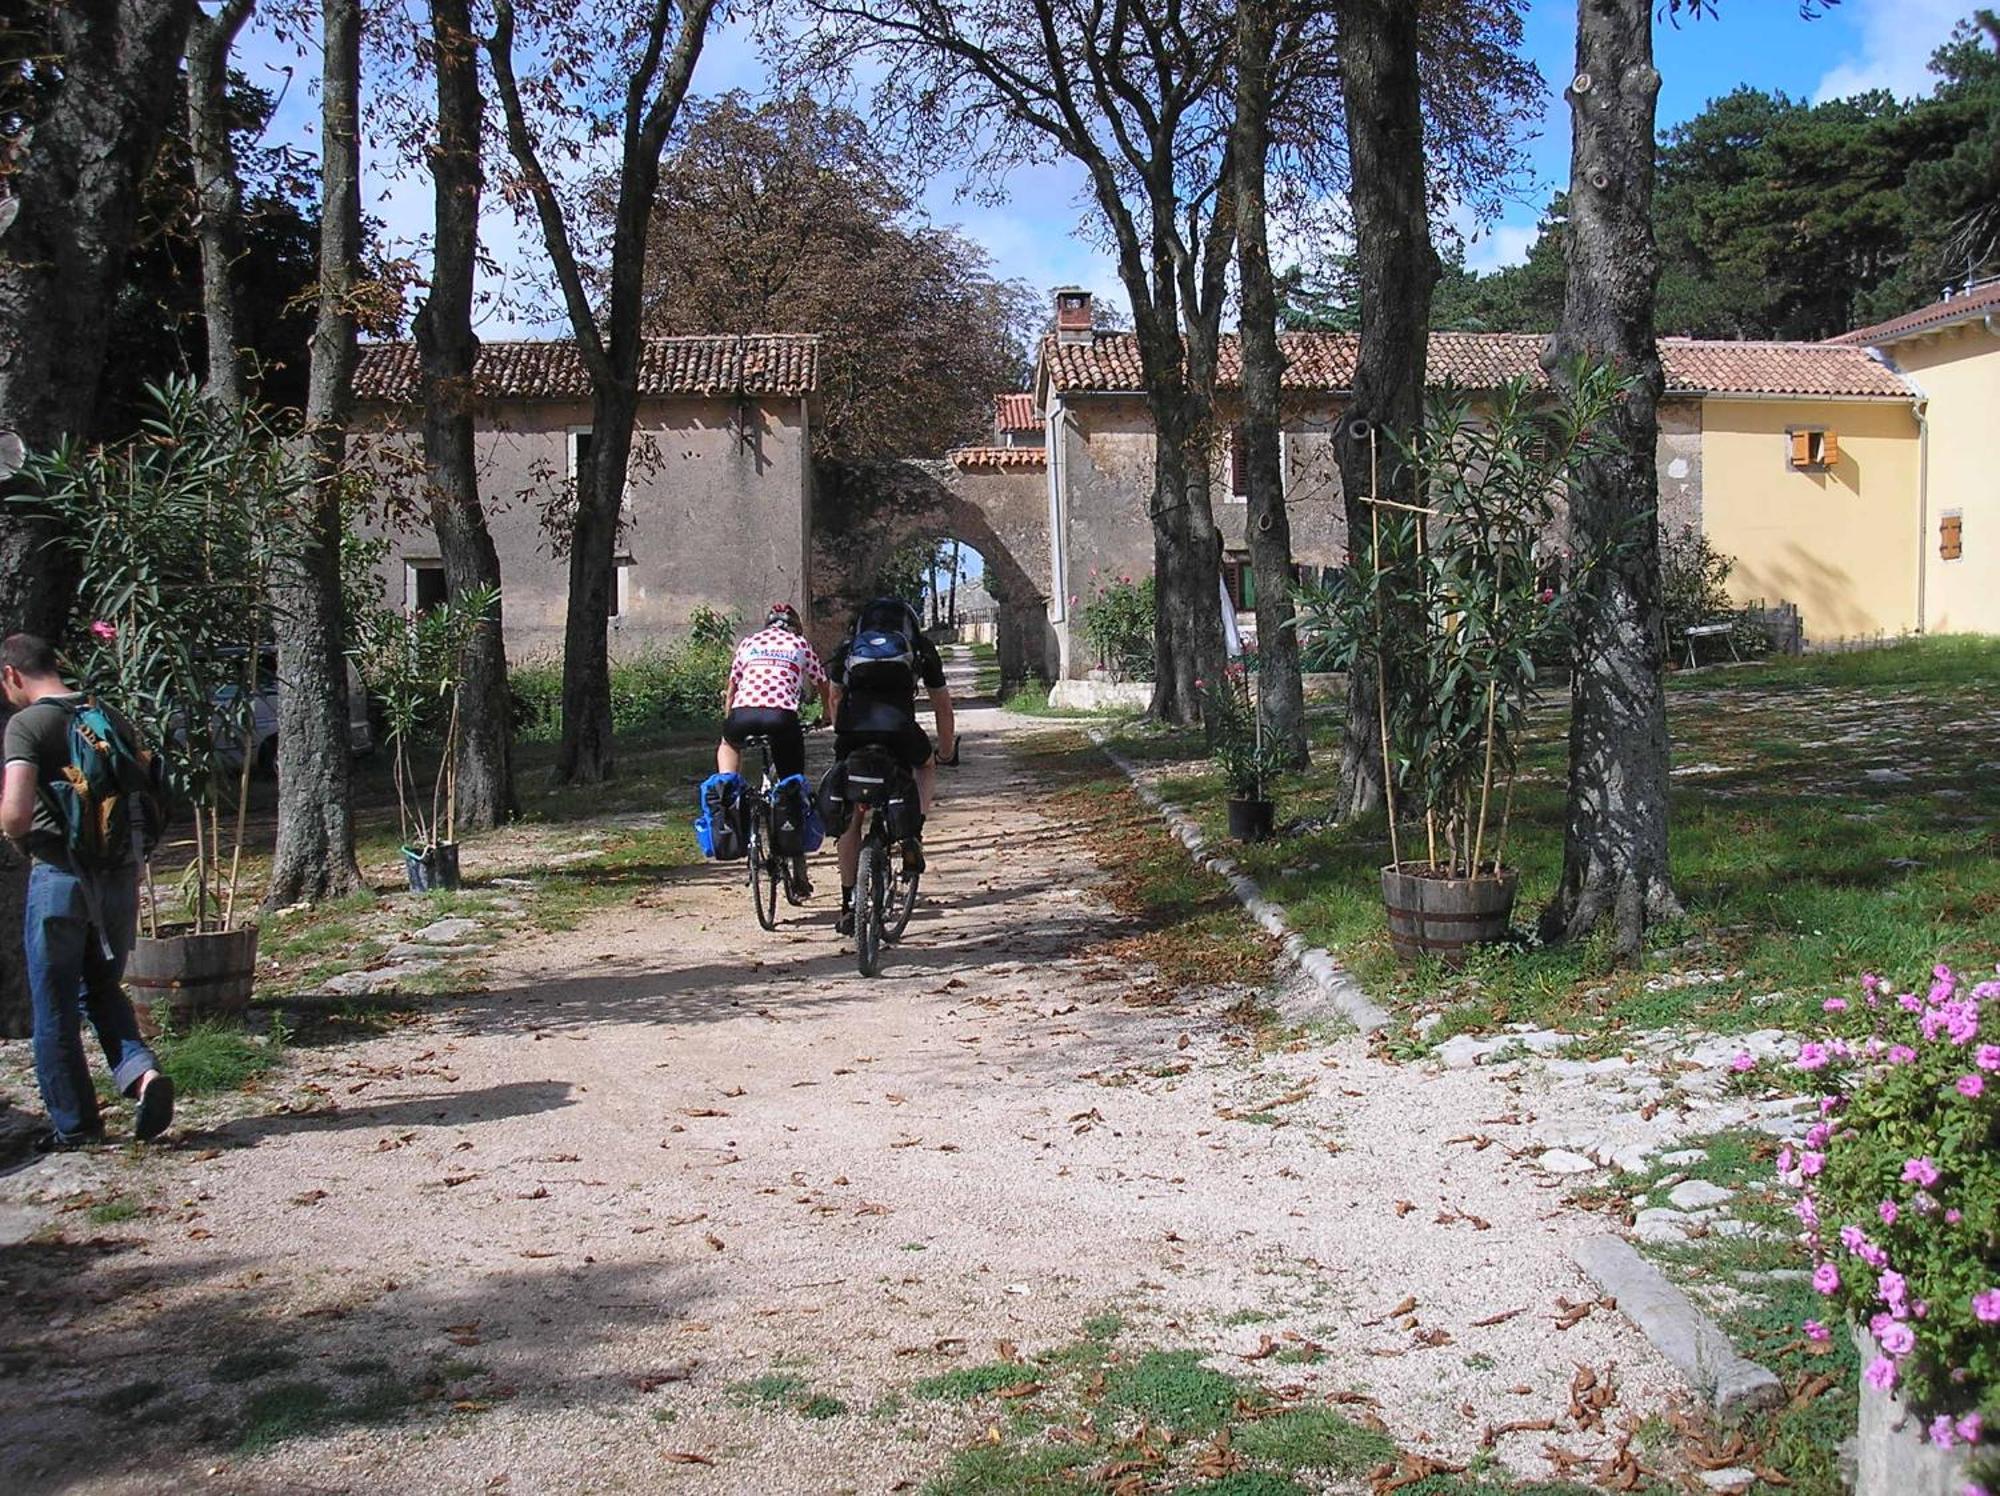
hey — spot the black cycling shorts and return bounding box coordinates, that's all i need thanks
[834,720,933,771]
[723,707,805,779]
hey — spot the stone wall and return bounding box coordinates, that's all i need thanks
[354,393,813,661]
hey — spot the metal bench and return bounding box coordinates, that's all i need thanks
[1681,621,1740,670]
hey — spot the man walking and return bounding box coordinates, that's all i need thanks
[1,633,174,1152]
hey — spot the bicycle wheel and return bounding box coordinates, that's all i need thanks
[885,843,920,942]
[750,806,781,932]
[854,837,885,977]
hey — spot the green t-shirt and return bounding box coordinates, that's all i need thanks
[3,692,138,863]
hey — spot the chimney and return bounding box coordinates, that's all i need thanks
[1054,286,1094,345]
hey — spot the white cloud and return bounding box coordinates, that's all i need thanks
[1813,0,1965,103]
[1464,221,1540,275]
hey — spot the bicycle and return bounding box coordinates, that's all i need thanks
[839,739,960,976]
[739,734,811,932]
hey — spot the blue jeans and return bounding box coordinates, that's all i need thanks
[25,859,156,1139]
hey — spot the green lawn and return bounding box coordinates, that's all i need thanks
[1099,637,2000,1038]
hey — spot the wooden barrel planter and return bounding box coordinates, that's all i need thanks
[126,926,259,1032]
[1381,864,1518,966]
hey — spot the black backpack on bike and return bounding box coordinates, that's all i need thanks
[840,599,922,696]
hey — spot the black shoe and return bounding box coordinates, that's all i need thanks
[135,1073,176,1142]
[788,858,813,902]
[835,904,855,936]
[33,1127,104,1155]
[902,838,925,876]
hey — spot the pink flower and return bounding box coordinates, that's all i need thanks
[1934,1414,1960,1450]
[1901,994,1924,1013]
[1904,1157,1941,1188]
[1960,1074,1986,1097]
[88,618,116,642]
[1796,1195,1819,1228]
[1889,1044,1919,1065]
[1973,1289,2000,1323]
[1879,1200,1899,1226]
[1824,997,1849,1012]
[1864,1357,1898,1392]
[1812,1263,1840,1295]
[1538,588,1555,604]
[1799,1151,1825,1177]
[1729,1051,1755,1072]
[1880,1270,1909,1314]
[1778,1146,1795,1175]
[1840,1224,1868,1254]
[1947,1209,1964,1224]
[1979,1045,2000,1071]
[1959,1413,1984,1443]
[1879,1322,1916,1357]
[1803,1320,1829,1342]
[1796,1042,1831,1071]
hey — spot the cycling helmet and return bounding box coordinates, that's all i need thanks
[766,602,803,633]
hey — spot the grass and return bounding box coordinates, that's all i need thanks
[211,1346,302,1384]
[729,1371,848,1420]
[152,1021,284,1095]
[86,1198,142,1224]
[1000,678,1143,720]
[915,1363,1041,1402]
[1232,1408,1397,1472]
[1094,636,2000,1038]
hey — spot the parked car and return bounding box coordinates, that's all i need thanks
[205,647,373,774]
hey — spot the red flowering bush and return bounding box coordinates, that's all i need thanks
[1779,965,2000,1479]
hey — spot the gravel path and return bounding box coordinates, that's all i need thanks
[1,707,1705,1494]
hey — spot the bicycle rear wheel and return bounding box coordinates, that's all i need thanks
[885,844,920,942]
[855,837,885,977]
[750,807,781,931]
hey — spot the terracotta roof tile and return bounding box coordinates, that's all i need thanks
[1829,280,2000,347]
[994,392,1039,432]
[353,334,821,403]
[948,446,1048,471]
[1043,331,1911,401]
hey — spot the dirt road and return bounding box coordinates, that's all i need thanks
[0,707,1690,1494]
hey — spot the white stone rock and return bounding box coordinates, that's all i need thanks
[1435,1034,1504,1070]
[1659,1149,1709,1168]
[1669,1180,1735,1211]
[1634,1207,1698,1244]
[1698,1469,1757,1493]
[1864,767,1911,785]
[412,917,482,944]
[1538,1149,1601,1176]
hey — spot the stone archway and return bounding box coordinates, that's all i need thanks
[811,458,1056,686]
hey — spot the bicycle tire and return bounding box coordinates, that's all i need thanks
[855,837,885,977]
[885,845,920,942]
[750,805,780,932]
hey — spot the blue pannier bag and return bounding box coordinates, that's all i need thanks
[768,773,824,856]
[695,772,747,859]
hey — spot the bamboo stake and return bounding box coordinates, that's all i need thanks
[1471,550,1504,877]
[1495,769,1519,873]
[208,803,221,932]
[1366,428,1400,871]
[1416,480,1438,871]
[223,638,258,930]
[143,860,159,939]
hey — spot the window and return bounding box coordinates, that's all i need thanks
[569,427,593,482]
[610,556,635,620]
[1222,553,1253,610]
[1942,512,1964,562]
[1787,427,1840,471]
[1228,427,1250,502]
[405,559,446,615]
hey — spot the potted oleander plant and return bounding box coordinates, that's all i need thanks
[1201,666,1288,842]
[350,586,500,892]
[19,381,317,1022]
[1299,369,1621,963]
[1777,964,1999,1495]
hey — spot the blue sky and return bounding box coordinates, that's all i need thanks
[234,0,1979,335]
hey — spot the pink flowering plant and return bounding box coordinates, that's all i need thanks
[1781,964,2000,1465]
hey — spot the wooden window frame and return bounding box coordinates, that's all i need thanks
[1786,426,1840,472]
[1941,511,1964,562]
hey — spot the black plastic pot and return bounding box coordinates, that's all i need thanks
[1227,796,1275,843]
[403,842,461,892]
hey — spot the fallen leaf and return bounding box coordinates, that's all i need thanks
[661,1451,714,1466]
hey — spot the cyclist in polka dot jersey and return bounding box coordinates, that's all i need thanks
[716,603,831,783]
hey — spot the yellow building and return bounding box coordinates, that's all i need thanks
[1834,280,2000,637]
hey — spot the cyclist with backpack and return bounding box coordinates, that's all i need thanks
[826,597,955,935]
[717,603,833,893]
[0,632,175,1152]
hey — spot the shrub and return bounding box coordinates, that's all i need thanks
[1776,964,2000,1472]
[1080,575,1155,682]
[1660,525,1770,660]
[1200,667,1291,799]
[510,638,732,743]
[686,604,740,648]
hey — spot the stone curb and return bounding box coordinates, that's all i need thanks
[1089,731,1390,1033]
[1573,1235,1785,1422]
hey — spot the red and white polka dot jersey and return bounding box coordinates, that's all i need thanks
[727,625,828,712]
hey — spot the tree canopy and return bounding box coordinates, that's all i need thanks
[636,92,1037,462]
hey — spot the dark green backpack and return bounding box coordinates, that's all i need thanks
[46,698,166,870]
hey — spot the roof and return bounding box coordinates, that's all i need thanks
[1040,330,1912,401]
[1829,280,2000,347]
[948,446,1048,471]
[353,334,821,403]
[994,393,1039,433]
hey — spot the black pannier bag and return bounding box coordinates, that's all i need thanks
[768,773,824,856]
[695,772,748,860]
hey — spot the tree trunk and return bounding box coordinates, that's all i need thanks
[1144,392,1218,726]
[1232,0,1307,767]
[0,0,194,1038]
[1540,0,1679,957]
[414,0,513,830]
[266,0,365,907]
[1334,0,1441,820]
[187,0,255,408]
[555,385,636,783]
[0,0,196,640]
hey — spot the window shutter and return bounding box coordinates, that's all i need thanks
[1819,430,1840,466]
[1789,430,1813,468]
[1230,427,1249,497]
[1942,514,1964,561]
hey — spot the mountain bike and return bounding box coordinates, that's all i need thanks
[839,747,925,977]
[739,734,810,932]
